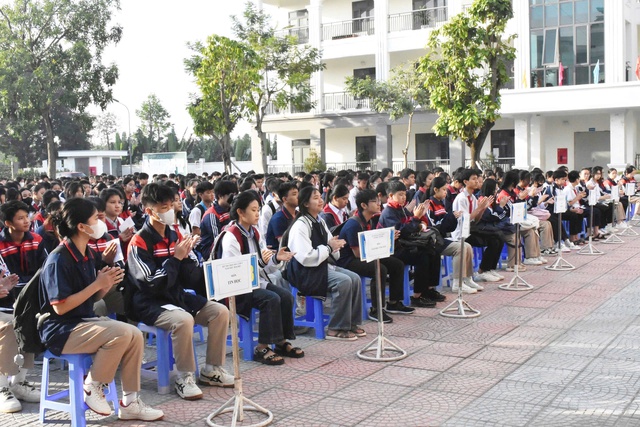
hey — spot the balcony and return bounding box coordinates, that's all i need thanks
[264,101,312,116]
[388,7,448,33]
[323,92,371,112]
[274,26,309,44]
[322,17,374,41]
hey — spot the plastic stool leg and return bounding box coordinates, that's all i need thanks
[155,329,171,395]
[403,266,411,306]
[361,277,369,320]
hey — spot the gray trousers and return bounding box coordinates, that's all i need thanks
[326,266,362,331]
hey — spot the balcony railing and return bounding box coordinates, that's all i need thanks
[267,164,305,174]
[274,26,309,44]
[388,7,448,33]
[326,161,375,172]
[264,101,312,115]
[323,92,371,112]
[393,159,452,173]
[322,17,374,41]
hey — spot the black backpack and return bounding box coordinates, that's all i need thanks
[13,269,49,355]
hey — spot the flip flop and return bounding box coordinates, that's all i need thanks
[350,327,366,337]
[325,330,357,341]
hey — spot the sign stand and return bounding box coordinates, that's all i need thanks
[603,200,624,244]
[578,193,603,255]
[204,254,273,427]
[619,184,639,236]
[440,214,480,318]
[546,196,575,271]
[499,203,533,291]
[356,228,407,362]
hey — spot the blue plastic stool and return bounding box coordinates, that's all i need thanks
[184,289,205,343]
[291,286,330,339]
[441,256,453,288]
[138,322,199,394]
[40,351,119,427]
[226,309,259,361]
[402,265,412,306]
[360,277,371,320]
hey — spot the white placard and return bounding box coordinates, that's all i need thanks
[588,190,598,206]
[118,216,135,233]
[554,193,567,213]
[611,185,620,201]
[112,239,124,264]
[626,183,636,197]
[203,253,259,301]
[461,212,471,238]
[510,203,526,224]
[358,227,395,263]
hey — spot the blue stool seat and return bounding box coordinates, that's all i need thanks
[291,286,329,339]
[441,256,453,288]
[138,322,199,395]
[226,309,259,361]
[40,350,119,427]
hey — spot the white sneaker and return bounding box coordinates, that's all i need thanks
[537,256,548,264]
[84,382,112,416]
[523,258,543,266]
[119,397,164,421]
[199,366,234,387]
[474,272,501,282]
[452,280,477,294]
[0,387,21,413]
[564,239,578,250]
[617,222,629,229]
[488,270,505,280]
[464,277,484,291]
[10,381,40,403]
[560,242,571,252]
[175,373,203,400]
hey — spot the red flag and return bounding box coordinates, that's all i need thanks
[636,56,640,80]
[558,62,564,86]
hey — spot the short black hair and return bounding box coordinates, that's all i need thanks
[277,182,298,201]
[400,168,415,180]
[387,180,407,194]
[0,200,30,223]
[214,180,238,198]
[196,181,215,194]
[553,170,568,180]
[375,182,389,197]
[141,183,175,207]
[567,170,580,183]
[355,189,377,211]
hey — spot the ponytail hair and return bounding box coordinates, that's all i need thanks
[51,198,96,239]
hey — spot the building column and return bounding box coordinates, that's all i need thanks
[449,136,465,170]
[530,115,543,169]
[310,127,326,164]
[610,110,634,166]
[374,0,389,81]
[514,116,530,169]
[250,129,265,172]
[605,0,625,84]
[512,0,530,89]
[309,0,324,112]
[375,122,392,170]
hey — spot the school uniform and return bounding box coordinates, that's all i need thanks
[265,207,295,250]
[198,203,231,260]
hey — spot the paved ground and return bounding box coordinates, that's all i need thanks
[4,230,640,426]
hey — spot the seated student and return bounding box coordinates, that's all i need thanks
[452,171,504,282]
[528,173,558,255]
[320,184,350,232]
[541,170,573,251]
[39,197,163,421]
[286,186,364,341]
[426,176,479,294]
[258,178,282,238]
[338,189,414,323]
[173,189,192,238]
[181,178,200,218]
[577,168,607,239]
[188,181,215,236]
[618,165,639,221]
[497,171,545,266]
[127,184,232,400]
[35,201,63,256]
[589,166,618,234]
[120,176,144,229]
[265,182,298,250]
[198,180,237,260]
[445,173,463,212]
[100,188,135,256]
[348,173,370,215]
[564,171,588,247]
[399,168,417,202]
[413,170,434,205]
[219,191,301,365]
[377,181,445,307]
[30,189,59,231]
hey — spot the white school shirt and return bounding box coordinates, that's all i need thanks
[451,189,477,241]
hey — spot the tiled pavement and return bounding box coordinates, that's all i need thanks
[4,233,640,426]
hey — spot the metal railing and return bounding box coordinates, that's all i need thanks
[464,158,515,171]
[264,101,312,116]
[326,161,375,172]
[322,17,374,41]
[267,164,306,174]
[392,159,453,173]
[323,92,371,112]
[274,27,310,44]
[388,7,448,32]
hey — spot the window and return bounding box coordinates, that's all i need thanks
[490,130,515,160]
[292,139,310,164]
[352,0,374,34]
[355,136,376,163]
[543,28,558,64]
[412,0,447,29]
[288,10,309,44]
[415,133,449,171]
[353,67,376,81]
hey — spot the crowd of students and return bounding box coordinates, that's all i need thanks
[0,163,637,420]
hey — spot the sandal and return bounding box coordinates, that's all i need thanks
[350,327,366,337]
[274,341,305,358]
[325,330,357,341]
[253,347,285,365]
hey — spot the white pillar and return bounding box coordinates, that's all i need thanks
[310,126,326,163]
[512,0,530,89]
[250,129,265,172]
[605,0,625,83]
[514,116,530,169]
[530,115,543,169]
[449,137,465,170]
[309,0,324,112]
[374,0,389,81]
[610,110,628,165]
[375,121,392,170]
[624,110,637,164]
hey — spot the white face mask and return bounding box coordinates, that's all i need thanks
[155,209,175,225]
[84,220,107,240]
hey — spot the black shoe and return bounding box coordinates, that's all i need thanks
[384,301,416,314]
[424,288,446,302]
[368,308,393,323]
[410,296,437,308]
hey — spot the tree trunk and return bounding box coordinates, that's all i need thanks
[469,143,477,169]
[404,112,414,169]
[255,112,268,174]
[471,121,495,170]
[42,109,56,179]
[222,133,232,174]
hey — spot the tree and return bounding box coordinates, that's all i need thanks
[232,2,325,172]
[0,0,122,178]
[345,62,430,169]
[185,35,260,174]
[136,94,171,147]
[96,112,118,150]
[233,133,252,161]
[303,149,325,173]
[419,0,516,168]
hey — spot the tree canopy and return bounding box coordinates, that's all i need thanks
[419,0,516,168]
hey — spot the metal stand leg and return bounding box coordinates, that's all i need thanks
[546,212,575,271]
[578,205,603,255]
[440,237,480,318]
[357,259,407,362]
[207,296,273,427]
[500,224,533,291]
[603,201,624,244]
